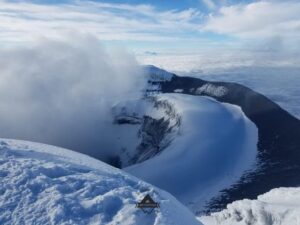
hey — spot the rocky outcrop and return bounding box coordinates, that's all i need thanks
[112,97,181,167]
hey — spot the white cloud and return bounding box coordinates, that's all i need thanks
[201,0,216,10]
[0,0,202,43]
[0,34,145,161]
[137,45,300,74]
[204,1,300,40]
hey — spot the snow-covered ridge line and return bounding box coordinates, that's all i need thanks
[144,65,174,82]
[200,187,300,225]
[0,139,202,225]
[144,65,175,95]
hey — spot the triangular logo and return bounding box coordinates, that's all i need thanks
[136,194,160,214]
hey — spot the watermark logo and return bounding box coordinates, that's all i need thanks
[136,194,160,214]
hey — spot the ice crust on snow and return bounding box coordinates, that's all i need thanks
[0,139,202,225]
[200,187,300,225]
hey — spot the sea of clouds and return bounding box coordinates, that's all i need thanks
[138,50,300,119]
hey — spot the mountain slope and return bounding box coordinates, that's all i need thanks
[155,69,300,213]
[0,139,202,225]
[124,94,257,213]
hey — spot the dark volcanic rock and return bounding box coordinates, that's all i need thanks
[131,116,171,164]
[159,74,300,214]
[112,96,181,168]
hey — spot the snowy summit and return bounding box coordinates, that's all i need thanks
[0,139,201,225]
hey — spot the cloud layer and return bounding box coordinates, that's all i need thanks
[0,0,201,43]
[0,35,145,161]
[204,1,300,40]
[1,0,300,55]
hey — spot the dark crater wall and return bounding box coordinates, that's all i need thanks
[112,97,181,168]
[160,74,300,213]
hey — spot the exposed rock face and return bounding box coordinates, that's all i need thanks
[159,74,300,213]
[132,99,181,164]
[112,97,181,168]
[131,115,172,163]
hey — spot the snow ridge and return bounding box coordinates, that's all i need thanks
[200,187,300,225]
[0,139,202,225]
[144,65,174,82]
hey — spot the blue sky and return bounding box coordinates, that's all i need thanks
[0,0,299,55]
[30,0,230,10]
[32,0,253,11]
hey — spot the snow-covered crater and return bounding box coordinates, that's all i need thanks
[125,94,258,214]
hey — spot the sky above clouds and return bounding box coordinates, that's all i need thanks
[0,0,299,53]
[0,0,300,73]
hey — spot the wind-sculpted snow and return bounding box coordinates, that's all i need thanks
[200,187,300,225]
[0,139,202,225]
[126,94,258,214]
